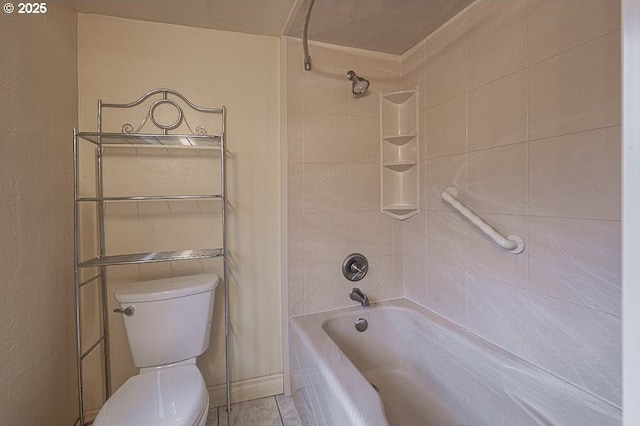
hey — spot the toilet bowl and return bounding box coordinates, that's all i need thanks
[94,363,208,426]
[93,273,219,426]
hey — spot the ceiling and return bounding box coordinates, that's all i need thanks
[286,0,473,55]
[71,0,474,56]
[71,0,297,36]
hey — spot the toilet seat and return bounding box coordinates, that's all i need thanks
[93,365,208,426]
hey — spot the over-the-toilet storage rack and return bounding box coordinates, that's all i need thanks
[72,89,230,425]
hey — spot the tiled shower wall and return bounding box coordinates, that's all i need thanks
[285,0,620,408]
[285,38,405,316]
[401,0,621,406]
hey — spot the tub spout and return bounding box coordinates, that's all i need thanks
[350,287,370,307]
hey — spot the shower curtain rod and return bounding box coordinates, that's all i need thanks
[303,0,316,70]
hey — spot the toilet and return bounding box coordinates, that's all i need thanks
[94,273,219,426]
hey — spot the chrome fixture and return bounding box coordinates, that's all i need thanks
[350,287,370,307]
[343,253,368,281]
[346,70,370,95]
[113,306,135,316]
[73,89,230,425]
[303,0,317,70]
[355,317,368,332]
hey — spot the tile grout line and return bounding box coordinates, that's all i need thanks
[273,395,285,425]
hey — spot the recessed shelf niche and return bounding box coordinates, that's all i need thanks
[380,88,419,220]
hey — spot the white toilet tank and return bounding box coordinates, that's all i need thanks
[115,273,219,368]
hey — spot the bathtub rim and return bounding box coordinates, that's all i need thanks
[289,297,622,413]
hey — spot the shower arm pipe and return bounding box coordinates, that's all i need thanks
[441,187,525,254]
[303,0,316,70]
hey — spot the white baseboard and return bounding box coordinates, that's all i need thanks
[208,373,284,408]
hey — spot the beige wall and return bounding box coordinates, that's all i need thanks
[285,38,405,317]
[0,2,78,424]
[401,0,621,406]
[77,14,282,410]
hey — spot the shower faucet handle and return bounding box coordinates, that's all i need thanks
[342,253,369,281]
[350,262,365,277]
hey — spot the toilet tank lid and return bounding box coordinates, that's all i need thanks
[115,273,219,303]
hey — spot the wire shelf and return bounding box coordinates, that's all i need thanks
[78,132,221,147]
[78,248,224,268]
[73,89,230,425]
[76,194,223,202]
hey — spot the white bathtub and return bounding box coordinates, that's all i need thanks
[289,298,621,426]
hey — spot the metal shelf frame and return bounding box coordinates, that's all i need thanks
[73,88,231,425]
[77,132,222,147]
[79,248,224,268]
[76,195,222,202]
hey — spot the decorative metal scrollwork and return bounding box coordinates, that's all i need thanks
[149,99,184,131]
[121,112,150,134]
[109,89,217,136]
[121,123,135,134]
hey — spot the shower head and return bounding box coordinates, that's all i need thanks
[346,70,370,95]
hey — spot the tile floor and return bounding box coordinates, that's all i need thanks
[206,395,303,426]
